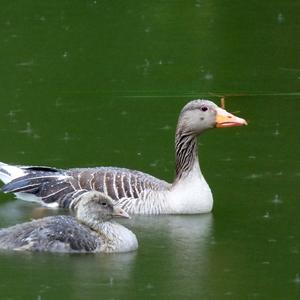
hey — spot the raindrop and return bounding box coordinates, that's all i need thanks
[251,292,260,297]
[290,248,299,254]
[33,133,40,139]
[146,283,153,289]
[55,98,63,107]
[160,125,171,131]
[19,122,33,136]
[109,277,114,286]
[142,59,150,75]
[246,173,263,179]
[271,194,282,204]
[293,273,300,284]
[7,110,17,118]
[277,13,285,23]
[62,51,69,59]
[7,109,21,123]
[16,60,34,67]
[62,132,71,142]
[248,155,256,159]
[204,72,213,80]
[222,157,232,162]
[150,160,158,167]
[195,0,202,8]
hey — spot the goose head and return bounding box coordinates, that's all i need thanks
[177,99,247,135]
[75,191,130,224]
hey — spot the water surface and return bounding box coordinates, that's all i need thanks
[0,0,299,299]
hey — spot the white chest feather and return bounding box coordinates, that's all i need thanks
[167,165,213,214]
[98,222,138,253]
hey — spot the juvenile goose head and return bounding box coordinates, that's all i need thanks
[177,100,247,135]
[72,191,137,252]
[75,191,130,225]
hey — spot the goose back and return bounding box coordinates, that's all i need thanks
[2,166,171,210]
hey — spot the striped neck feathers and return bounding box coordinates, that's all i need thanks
[175,129,200,181]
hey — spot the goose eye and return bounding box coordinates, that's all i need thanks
[201,106,208,112]
[101,202,107,207]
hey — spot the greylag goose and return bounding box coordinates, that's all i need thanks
[0,99,247,214]
[0,191,138,253]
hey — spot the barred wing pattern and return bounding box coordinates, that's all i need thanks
[2,166,171,213]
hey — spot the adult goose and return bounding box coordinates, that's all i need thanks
[0,99,247,214]
[0,191,138,253]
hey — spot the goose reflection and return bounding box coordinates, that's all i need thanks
[67,213,213,298]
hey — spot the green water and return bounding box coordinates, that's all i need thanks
[0,0,299,299]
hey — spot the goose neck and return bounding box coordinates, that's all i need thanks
[174,130,200,181]
[85,220,138,253]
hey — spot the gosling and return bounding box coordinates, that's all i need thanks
[0,191,138,253]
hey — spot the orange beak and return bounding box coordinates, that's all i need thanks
[215,107,248,128]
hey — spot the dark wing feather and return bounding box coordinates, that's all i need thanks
[22,166,61,173]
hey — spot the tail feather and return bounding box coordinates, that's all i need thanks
[2,182,41,194]
[0,162,26,184]
[1,168,87,207]
[0,162,77,207]
[2,175,66,193]
[1,163,98,209]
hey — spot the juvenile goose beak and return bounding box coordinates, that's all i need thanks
[215,107,248,128]
[112,206,131,219]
